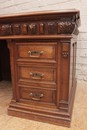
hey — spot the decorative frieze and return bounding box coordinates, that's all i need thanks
[0,11,80,36]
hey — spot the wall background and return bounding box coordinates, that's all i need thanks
[0,0,87,84]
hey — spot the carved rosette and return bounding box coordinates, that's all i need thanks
[58,21,75,34]
[0,24,12,35]
[0,20,76,36]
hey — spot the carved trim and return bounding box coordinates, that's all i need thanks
[39,23,44,34]
[58,21,75,34]
[0,16,79,36]
[21,23,28,35]
[0,24,12,35]
[62,51,69,58]
[13,24,21,35]
[28,23,37,34]
[47,22,57,34]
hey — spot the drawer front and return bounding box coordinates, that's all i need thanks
[16,42,57,62]
[18,65,56,83]
[19,87,56,104]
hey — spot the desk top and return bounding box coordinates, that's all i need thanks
[0,9,80,18]
[0,9,80,38]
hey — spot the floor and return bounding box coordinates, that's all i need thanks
[0,81,87,130]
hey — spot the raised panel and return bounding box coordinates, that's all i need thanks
[19,86,56,105]
[18,65,56,84]
[16,42,57,63]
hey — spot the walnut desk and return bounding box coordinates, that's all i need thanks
[0,10,80,127]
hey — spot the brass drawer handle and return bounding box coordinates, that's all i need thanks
[29,93,44,101]
[28,50,44,58]
[30,72,44,79]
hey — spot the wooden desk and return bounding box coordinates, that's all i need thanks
[0,10,80,127]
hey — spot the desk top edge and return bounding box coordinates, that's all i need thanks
[0,9,80,19]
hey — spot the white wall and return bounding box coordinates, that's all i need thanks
[0,0,87,82]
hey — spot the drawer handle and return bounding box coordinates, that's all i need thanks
[28,50,44,58]
[29,93,44,101]
[30,72,44,79]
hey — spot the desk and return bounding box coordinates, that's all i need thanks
[0,10,80,127]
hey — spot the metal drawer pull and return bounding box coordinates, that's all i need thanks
[28,50,44,58]
[29,93,44,101]
[30,72,44,79]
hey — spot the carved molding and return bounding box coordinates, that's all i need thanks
[0,11,80,36]
[28,23,37,34]
[39,23,44,34]
[58,21,75,34]
[47,22,57,34]
[0,21,76,36]
[13,24,20,35]
[0,24,12,35]
[21,23,28,35]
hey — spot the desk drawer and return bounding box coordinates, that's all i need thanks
[18,65,56,84]
[16,42,57,62]
[19,87,56,104]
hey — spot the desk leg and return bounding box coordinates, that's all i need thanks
[7,40,16,102]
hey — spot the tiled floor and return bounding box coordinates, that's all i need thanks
[0,81,87,130]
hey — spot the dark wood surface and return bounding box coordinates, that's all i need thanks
[0,10,80,127]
